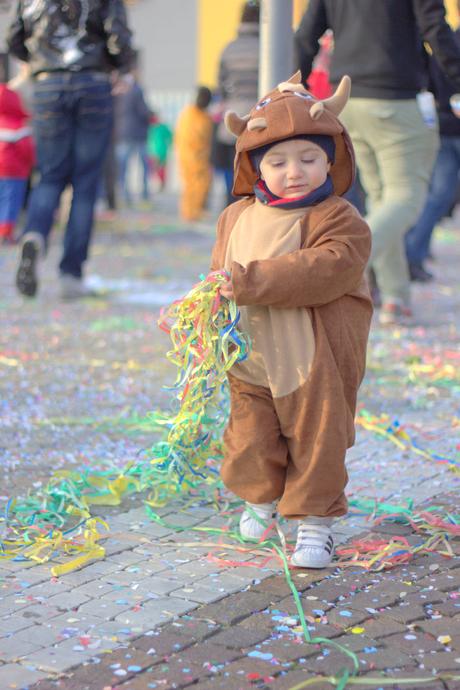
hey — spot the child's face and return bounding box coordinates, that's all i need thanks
[259,139,331,198]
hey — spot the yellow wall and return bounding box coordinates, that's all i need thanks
[445,0,460,26]
[197,0,242,88]
[198,0,308,88]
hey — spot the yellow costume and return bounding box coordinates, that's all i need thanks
[175,104,213,221]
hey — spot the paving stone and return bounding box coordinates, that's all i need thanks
[0,663,49,688]
[13,624,63,648]
[415,572,460,591]
[359,615,407,639]
[71,580,117,598]
[250,635,318,663]
[102,575,183,598]
[210,626,271,649]
[20,639,93,673]
[384,603,427,624]
[114,597,198,627]
[167,618,222,643]
[45,591,91,611]
[75,597,132,620]
[418,651,460,672]
[322,606,369,628]
[416,614,460,644]
[356,645,419,672]
[265,669,331,690]
[383,631,444,656]
[0,634,42,661]
[193,656,278,686]
[0,617,38,635]
[170,584,229,604]
[193,591,274,626]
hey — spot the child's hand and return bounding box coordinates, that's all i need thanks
[220,279,234,301]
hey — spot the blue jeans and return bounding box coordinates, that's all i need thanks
[116,140,150,204]
[24,71,113,278]
[405,135,460,264]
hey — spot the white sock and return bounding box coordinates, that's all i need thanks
[239,501,277,540]
[291,516,334,569]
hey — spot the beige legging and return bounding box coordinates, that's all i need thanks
[341,99,439,305]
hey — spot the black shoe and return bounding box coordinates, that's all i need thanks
[16,234,42,297]
[409,262,433,283]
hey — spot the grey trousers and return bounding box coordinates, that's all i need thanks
[341,98,439,304]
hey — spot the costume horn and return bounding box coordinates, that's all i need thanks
[225,111,250,136]
[310,75,351,120]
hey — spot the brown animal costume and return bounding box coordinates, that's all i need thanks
[211,73,373,521]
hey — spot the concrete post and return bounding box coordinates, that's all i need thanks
[259,0,294,98]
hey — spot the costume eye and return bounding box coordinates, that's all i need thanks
[256,97,272,110]
[294,91,314,101]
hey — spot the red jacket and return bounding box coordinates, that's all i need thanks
[0,85,35,178]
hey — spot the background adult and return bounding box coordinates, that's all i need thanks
[405,3,460,282]
[115,60,152,206]
[213,0,260,207]
[295,0,460,325]
[8,0,134,300]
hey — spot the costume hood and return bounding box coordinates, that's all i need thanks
[0,84,30,130]
[225,71,355,197]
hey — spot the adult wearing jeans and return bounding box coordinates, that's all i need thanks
[405,22,460,283]
[295,0,460,325]
[7,0,133,300]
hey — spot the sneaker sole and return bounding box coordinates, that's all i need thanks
[16,240,38,297]
[290,552,333,569]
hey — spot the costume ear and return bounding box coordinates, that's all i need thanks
[225,111,250,136]
[310,75,351,119]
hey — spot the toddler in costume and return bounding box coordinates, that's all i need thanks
[211,72,373,568]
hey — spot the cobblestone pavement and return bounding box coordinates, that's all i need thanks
[0,193,459,690]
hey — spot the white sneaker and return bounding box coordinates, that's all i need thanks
[59,274,96,300]
[239,501,277,540]
[291,518,334,569]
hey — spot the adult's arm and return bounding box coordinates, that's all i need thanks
[294,0,328,85]
[7,1,30,62]
[414,0,460,91]
[103,0,135,72]
[231,204,371,308]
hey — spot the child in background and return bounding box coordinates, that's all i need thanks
[175,86,213,222]
[211,73,372,568]
[147,112,173,191]
[0,84,34,244]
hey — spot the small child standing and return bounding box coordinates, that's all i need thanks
[211,73,373,568]
[175,86,213,222]
[0,84,34,244]
[147,112,173,191]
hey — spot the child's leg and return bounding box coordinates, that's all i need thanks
[221,374,288,504]
[0,178,27,238]
[274,366,351,521]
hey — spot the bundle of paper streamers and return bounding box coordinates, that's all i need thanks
[0,270,249,574]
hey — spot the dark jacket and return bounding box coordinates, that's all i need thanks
[115,80,152,143]
[295,0,460,99]
[216,22,259,146]
[7,0,133,77]
[429,29,460,137]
